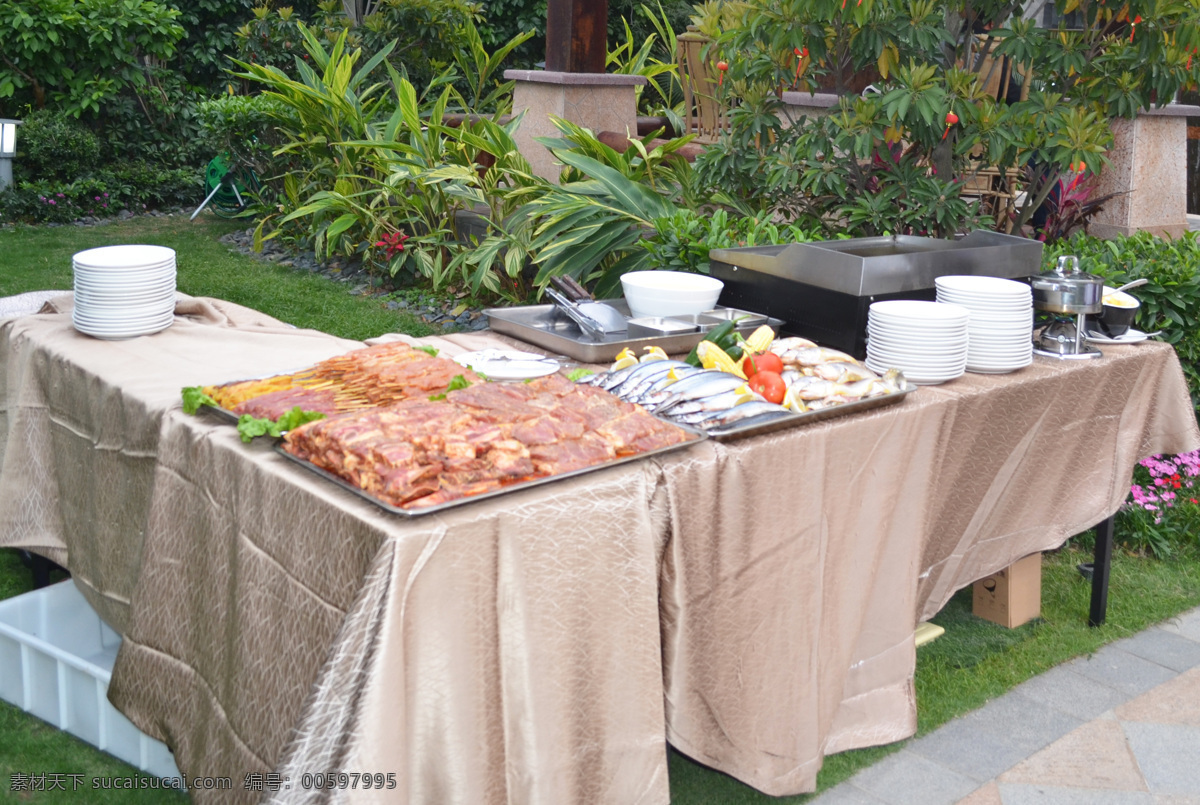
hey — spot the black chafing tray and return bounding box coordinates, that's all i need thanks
[709,231,1043,359]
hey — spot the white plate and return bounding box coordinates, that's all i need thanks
[73,322,173,340]
[1084,328,1153,344]
[966,361,1034,374]
[73,245,176,268]
[935,275,1031,295]
[866,354,967,371]
[453,349,560,379]
[869,300,970,322]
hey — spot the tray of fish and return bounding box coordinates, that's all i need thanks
[485,300,784,364]
[580,338,915,441]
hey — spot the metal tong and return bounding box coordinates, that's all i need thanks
[544,286,628,342]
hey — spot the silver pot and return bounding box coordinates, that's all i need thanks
[1030,256,1103,315]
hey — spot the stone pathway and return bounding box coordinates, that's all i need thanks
[812,606,1200,804]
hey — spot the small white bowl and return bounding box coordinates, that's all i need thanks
[620,271,724,319]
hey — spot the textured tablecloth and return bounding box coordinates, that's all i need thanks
[658,340,1200,795]
[3,294,1197,803]
[0,297,670,805]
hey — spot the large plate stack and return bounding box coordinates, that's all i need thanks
[934,275,1033,373]
[72,245,177,340]
[866,300,970,385]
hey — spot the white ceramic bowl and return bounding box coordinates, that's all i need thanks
[620,271,724,319]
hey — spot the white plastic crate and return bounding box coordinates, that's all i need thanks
[0,579,182,781]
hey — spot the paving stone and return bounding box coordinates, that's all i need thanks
[844,750,978,805]
[1115,667,1200,727]
[1122,722,1200,795]
[1158,607,1200,644]
[807,782,890,804]
[1012,663,1130,721]
[1116,628,1200,672]
[996,783,1155,804]
[907,693,1082,782]
[1071,646,1178,697]
[957,781,1003,805]
[998,719,1147,792]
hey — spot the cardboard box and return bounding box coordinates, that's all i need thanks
[972,552,1042,628]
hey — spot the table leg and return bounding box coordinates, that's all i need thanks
[1088,515,1114,627]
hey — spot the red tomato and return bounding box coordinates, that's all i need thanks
[748,371,786,404]
[741,351,783,378]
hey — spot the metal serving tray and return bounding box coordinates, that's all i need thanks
[485,300,784,364]
[703,381,918,441]
[273,422,706,517]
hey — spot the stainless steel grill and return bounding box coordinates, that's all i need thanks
[709,231,1044,358]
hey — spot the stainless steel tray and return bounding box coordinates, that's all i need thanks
[273,423,706,517]
[703,382,918,441]
[486,301,784,364]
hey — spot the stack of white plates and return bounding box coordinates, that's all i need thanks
[865,300,970,385]
[934,275,1033,373]
[72,245,177,340]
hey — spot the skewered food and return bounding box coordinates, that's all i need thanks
[202,342,483,420]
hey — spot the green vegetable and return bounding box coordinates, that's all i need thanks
[685,320,745,366]
[182,386,218,415]
[566,367,595,382]
[235,406,326,443]
[429,373,472,401]
[415,345,439,357]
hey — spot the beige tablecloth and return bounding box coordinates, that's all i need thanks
[1,297,670,805]
[3,295,1197,802]
[658,340,1200,794]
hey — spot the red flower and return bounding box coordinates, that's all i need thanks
[374,231,408,259]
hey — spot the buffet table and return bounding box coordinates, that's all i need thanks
[2,294,1197,802]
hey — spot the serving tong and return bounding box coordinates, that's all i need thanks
[544,285,628,342]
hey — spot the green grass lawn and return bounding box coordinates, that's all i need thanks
[0,213,433,342]
[2,215,1199,803]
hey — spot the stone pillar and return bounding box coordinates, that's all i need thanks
[505,70,646,181]
[1089,103,1200,240]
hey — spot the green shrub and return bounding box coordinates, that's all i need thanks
[0,163,199,224]
[0,0,185,117]
[643,208,823,273]
[196,93,296,191]
[1044,232,1200,411]
[13,111,101,184]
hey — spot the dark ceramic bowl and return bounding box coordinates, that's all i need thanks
[1095,287,1139,338]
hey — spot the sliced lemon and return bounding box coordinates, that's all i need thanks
[610,354,639,371]
[732,383,760,406]
[615,347,636,362]
[666,367,686,383]
[640,345,669,362]
[782,386,808,413]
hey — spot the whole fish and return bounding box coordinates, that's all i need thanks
[693,401,791,428]
[635,365,711,407]
[787,375,843,401]
[655,373,748,413]
[603,360,675,394]
[769,337,818,354]
[616,360,692,402]
[668,388,763,420]
[598,362,641,391]
[780,346,858,367]
[812,361,878,383]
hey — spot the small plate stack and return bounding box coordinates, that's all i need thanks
[72,245,177,340]
[934,275,1033,373]
[865,300,970,385]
